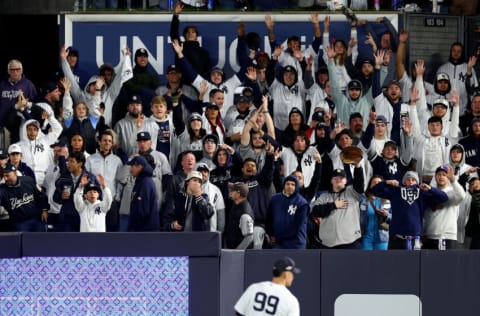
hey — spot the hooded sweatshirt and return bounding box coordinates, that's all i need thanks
[437,43,478,113]
[61,58,103,118]
[268,65,306,131]
[424,176,466,241]
[328,59,371,128]
[129,161,159,231]
[267,175,309,249]
[17,117,63,187]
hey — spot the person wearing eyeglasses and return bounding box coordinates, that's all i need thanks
[0,59,37,146]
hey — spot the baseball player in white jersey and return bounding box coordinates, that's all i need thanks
[234,257,300,316]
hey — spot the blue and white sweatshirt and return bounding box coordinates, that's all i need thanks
[371,182,448,236]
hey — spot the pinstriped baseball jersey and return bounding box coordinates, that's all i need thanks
[234,281,300,316]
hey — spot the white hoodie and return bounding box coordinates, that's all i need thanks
[17,115,62,187]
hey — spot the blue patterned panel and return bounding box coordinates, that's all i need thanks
[0,257,189,316]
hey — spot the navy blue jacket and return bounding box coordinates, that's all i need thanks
[129,163,159,232]
[231,153,275,226]
[267,176,309,249]
[0,176,48,222]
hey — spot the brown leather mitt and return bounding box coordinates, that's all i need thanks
[340,146,363,165]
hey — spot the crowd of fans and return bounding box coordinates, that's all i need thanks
[1,4,480,252]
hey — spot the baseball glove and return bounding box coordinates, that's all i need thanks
[340,146,363,165]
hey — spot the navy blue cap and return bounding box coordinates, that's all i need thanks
[83,182,101,195]
[283,65,297,74]
[203,134,219,145]
[206,103,220,110]
[332,168,346,178]
[234,87,253,104]
[273,257,301,274]
[0,149,7,159]
[311,111,324,122]
[2,163,16,173]
[136,131,151,141]
[127,155,148,168]
[167,64,180,73]
[129,94,142,104]
[135,48,149,58]
[41,82,58,96]
[384,140,397,149]
[349,112,363,121]
[67,46,79,57]
[50,139,68,148]
[348,80,362,90]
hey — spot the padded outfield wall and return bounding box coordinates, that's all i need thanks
[2,233,480,315]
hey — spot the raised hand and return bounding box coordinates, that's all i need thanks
[245,66,257,81]
[80,173,89,187]
[122,45,131,56]
[449,90,460,106]
[468,55,478,71]
[60,44,68,60]
[174,1,183,15]
[272,45,284,59]
[365,32,378,52]
[348,37,357,49]
[309,11,319,24]
[265,15,274,31]
[403,117,412,135]
[60,77,71,93]
[172,39,183,57]
[324,15,331,30]
[374,49,385,67]
[399,30,408,43]
[414,59,425,77]
[326,45,336,59]
[96,174,106,188]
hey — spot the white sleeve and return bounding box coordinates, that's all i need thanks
[322,32,330,65]
[74,187,86,213]
[239,214,254,236]
[350,28,358,65]
[100,187,113,213]
[46,113,64,143]
[234,284,255,315]
[61,58,84,103]
[62,92,74,121]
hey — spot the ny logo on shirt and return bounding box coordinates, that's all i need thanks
[287,204,297,215]
[303,155,313,166]
[388,162,398,175]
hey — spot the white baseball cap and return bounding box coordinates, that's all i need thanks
[8,144,22,154]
